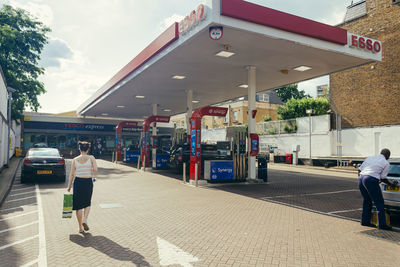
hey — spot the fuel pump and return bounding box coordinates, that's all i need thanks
[232,127,247,180]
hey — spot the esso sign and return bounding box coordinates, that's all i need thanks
[178,4,206,35]
[207,108,227,116]
[125,122,138,127]
[349,34,381,53]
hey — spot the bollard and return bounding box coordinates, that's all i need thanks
[143,155,146,171]
[183,162,186,183]
[112,152,114,163]
[137,156,140,170]
[195,163,198,187]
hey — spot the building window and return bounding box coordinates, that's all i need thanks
[258,94,270,102]
[233,111,238,122]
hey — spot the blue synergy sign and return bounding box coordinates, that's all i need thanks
[156,154,170,169]
[210,161,234,180]
[125,150,140,162]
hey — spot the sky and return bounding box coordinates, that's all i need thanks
[0,0,353,114]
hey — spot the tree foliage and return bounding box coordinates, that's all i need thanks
[0,4,50,119]
[277,97,330,120]
[274,84,310,103]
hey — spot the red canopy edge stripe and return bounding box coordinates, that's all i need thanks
[220,0,348,45]
[82,22,179,112]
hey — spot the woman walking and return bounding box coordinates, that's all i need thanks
[67,141,98,234]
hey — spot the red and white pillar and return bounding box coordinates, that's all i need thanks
[247,66,257,180]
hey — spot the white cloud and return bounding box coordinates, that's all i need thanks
[159,14,184,31]
[8,0,53,26]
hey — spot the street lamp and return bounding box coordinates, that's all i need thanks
[306,109,313,166]
[6,87,16,168]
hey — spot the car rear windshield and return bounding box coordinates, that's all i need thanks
[28,149,60,157]
[388,163,400,177]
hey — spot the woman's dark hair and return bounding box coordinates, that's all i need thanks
[78,141,91,152]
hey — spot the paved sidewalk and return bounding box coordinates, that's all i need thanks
[0,157,21,206]
[37,160,399,266]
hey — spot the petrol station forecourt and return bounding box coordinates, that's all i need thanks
[77,0,382,181]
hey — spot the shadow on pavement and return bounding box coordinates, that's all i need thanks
[96,167,136,179]
[69,233,150,266]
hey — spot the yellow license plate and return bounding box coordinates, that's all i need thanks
[385,185,400,192]
[37,170,52,174]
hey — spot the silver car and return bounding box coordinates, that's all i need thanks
[380,158,400,211]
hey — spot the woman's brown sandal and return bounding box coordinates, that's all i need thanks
[82,223,89,231]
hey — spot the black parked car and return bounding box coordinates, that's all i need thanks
[168,143,226,173]
[21,148,66,183]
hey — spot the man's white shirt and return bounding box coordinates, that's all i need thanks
[359,154,390,179]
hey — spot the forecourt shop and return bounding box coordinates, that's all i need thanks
[77,0,382,183]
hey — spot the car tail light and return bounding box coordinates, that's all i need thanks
[178,155,183,162]
[58,158,65,164]
[24,158,32,165]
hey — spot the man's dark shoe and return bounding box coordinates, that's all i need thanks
[378,225,392,230]
[361,223,376,227]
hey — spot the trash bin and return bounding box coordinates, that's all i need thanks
[257,156,268,182]
[285,153,292,164]
[15,148,22,157]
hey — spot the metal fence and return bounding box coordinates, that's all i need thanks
[256,119,297,135]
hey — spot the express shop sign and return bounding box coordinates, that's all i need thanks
[349,33,381,54]
[178,4,207,35]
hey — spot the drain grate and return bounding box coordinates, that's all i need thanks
[360,228,400,244]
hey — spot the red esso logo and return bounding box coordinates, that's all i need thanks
[178,4,206,34]
[350,35,381,53]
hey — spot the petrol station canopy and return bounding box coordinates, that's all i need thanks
[77,0,382,119]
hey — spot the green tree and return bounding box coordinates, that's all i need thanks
[0,5,50,119]
[263,115,272,122]
[275,84,311,103]
[277,97,330,120]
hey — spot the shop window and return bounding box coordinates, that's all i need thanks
[105,135,114,148]
[24,133,46,149]
[66,135,77,149]
[224,114,228,123]
[47,135,58,148]
[213,116,217,125]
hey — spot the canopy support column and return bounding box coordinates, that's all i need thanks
[247,66,257,180]
[152,104,158,168]
[186,89,193,142]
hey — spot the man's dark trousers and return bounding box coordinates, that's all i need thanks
[358,175,387,227]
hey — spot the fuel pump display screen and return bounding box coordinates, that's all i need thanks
[191,130,196,156]
[252,139,258,152]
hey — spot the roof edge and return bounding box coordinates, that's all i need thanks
[220,0,348,45]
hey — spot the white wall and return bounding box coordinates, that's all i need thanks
[0,70,9,168]
[260,132,332,157]
[261,125,400,159]
[332,126,400,158]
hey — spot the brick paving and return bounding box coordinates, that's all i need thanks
[2,159,400,266]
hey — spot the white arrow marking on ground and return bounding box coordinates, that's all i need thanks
[157,237,200,267]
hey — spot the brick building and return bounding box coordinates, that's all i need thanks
[170,91,283,129]
[330,0,400,128]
